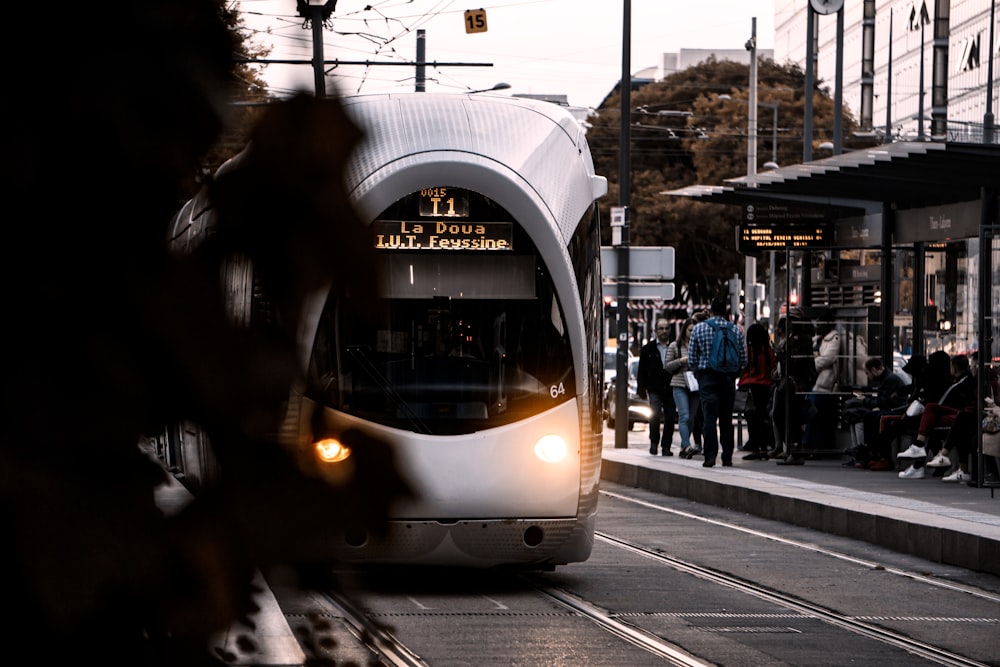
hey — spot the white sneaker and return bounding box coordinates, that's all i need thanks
[926,453,951,468]
[898,444,928,459]
[942,469,971,482]
[898,464,925,479]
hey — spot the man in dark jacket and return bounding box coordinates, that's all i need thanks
[637,318,676,455]
[843,356,909,469]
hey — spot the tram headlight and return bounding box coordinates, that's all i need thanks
[534,434,568,463]
[314,437,352,464]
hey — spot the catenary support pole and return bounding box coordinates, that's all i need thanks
[416,29,426,91]
[615,0,632,449]
[310,3,326,97]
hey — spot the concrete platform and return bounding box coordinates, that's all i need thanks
[601,434,1000,576]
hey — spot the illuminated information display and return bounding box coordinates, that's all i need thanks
[374,220,513,251]
[743,203,830,224]
[418,187,469,217]
[738,224,832,254]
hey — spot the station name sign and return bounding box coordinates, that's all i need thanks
[743,203,831,224]
[374,220,513,251]
[738,223,832,254]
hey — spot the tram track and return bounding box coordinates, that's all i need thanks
[293,488,998,665]
[601,487,1000,603]
[321,589,429,667]
[593,531,990,667]
[523,580,713,666]
[320,546,991,667]
[321,578,714,667]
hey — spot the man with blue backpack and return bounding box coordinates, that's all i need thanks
[688,297,747,467]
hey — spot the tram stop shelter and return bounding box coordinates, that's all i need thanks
[664,141,1000,485]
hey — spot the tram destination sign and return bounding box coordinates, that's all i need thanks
[418,187,469,217]
[374,220,513,251]
[737,223,832,254]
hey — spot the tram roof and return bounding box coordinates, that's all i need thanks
[663,141,1000,213]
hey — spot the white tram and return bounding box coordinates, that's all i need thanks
[168,92,607,569]
[290,93,608,568]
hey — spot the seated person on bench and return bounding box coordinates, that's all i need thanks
[898,354,976,480]
[842,356,908,470]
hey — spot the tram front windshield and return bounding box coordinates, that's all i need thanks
[308,251,576,436]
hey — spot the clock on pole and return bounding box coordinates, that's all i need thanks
[809,0,844,15]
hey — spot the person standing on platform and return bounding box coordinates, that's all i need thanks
[688,298,747,467]
[768,316,790,459]
[802,311,841,451]
[689,308,711,450]
[666,317,700,458]
[739,322,777,460]
[637,318,676,456]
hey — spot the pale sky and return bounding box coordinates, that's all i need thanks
[238,0,776,110]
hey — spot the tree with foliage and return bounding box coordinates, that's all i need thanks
[587,57,877,306]
[186,2,275,198]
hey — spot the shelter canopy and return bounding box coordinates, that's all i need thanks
[664,141,1000,213]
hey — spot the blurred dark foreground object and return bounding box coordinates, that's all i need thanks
[1,1,409,664]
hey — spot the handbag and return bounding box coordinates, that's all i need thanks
[985,402,1000,456]
[983,405,1000,434]
[905,399,925,418]
[683,370,699,393]
[734,387,754,413]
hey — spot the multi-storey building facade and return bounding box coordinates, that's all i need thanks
[774,0,998,143]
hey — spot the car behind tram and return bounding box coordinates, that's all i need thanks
[170,92,608,569]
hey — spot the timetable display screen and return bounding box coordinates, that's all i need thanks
[738,224,832,253]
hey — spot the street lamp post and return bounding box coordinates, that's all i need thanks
[615,0,631,449]
[759,101,780,169]
[758,99,780,330]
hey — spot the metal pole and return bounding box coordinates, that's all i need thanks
[860,0,876,133]
[311,3,326,97]
[930,0,951,140]
[977,186,996,486]
[885,10,894,144]
[769,251,776,332]
[913,242,926,357]
[615,0,632,449]
[803,4,815,161]
[416,29,426,92]
[745,18,757,327]
[784,248,792,454]
[880,202,895,363]
[833,6,844,154]
[771,104,779,163]
[984,0,996,144]
[766,101,777,332]
[918,17,926,140]
[747,17,758,177]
